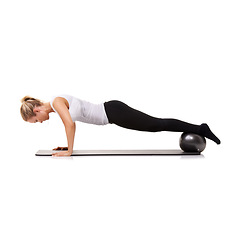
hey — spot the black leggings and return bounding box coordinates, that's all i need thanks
[104,100,202,134]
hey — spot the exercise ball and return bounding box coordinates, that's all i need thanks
[179,133,206,153]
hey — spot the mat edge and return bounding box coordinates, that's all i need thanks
[35,149,201,156]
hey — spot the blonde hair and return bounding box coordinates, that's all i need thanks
[20,96,43,121]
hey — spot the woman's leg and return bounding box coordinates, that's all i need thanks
[104,100,220,144]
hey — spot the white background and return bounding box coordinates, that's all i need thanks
[0,0,239,239]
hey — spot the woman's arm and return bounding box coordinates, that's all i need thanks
[51,97,75,157]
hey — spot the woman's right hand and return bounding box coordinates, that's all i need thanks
[52,147,68,151]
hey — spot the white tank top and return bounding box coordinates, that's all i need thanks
[50,94,109,125]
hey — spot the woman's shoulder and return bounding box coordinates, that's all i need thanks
[51,95,72,111]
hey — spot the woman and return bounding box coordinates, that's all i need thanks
[20,94,221,157]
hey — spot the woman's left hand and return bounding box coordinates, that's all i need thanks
[52,150,72,157]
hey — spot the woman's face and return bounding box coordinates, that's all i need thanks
[27,107,49,123]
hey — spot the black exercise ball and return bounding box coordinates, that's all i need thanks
[179,133,206,153]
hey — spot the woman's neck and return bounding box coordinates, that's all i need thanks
[43,102,54,114]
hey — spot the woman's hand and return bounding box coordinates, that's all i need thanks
[52,150,72,157]
[52,147,68,151]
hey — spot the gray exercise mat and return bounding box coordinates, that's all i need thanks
[36,149,200,156]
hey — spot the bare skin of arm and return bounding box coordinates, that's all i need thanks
[51,97,76,157]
